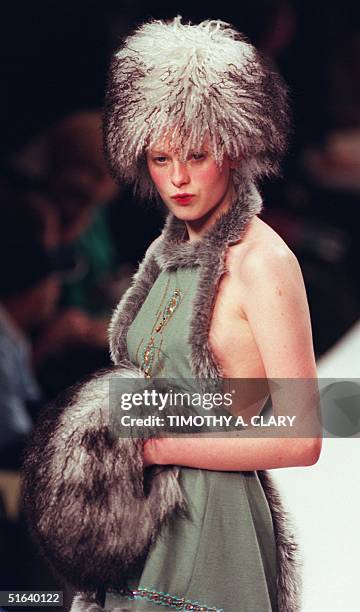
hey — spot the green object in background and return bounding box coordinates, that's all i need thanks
[61,208,117,316]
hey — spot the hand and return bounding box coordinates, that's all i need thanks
[142,439,158,468]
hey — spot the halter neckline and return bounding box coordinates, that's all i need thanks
[152,179,263,271]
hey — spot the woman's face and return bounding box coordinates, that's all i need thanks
[146,141,236,223]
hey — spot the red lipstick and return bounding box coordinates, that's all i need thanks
[171,193,194,204]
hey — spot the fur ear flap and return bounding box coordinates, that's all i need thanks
[21,365,188,593]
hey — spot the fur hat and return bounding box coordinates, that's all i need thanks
[103,15,290,198]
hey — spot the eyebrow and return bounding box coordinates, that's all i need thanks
[148,148,208,155]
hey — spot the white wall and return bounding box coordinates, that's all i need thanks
[270,321,360,612]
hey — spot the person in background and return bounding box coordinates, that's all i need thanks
[0,187,62,468]
[45,109,120,315]
[25,110,125,396]
[2,111,145,398]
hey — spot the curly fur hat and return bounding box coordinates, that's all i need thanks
[103,15,291,198]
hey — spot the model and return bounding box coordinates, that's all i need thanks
[22,16,321,612]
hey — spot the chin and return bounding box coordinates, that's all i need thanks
[168,202,210,220]
[172,209,207,222]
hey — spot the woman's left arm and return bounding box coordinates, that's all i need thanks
[144,245,322,471]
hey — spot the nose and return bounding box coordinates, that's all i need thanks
[170,160,190,188]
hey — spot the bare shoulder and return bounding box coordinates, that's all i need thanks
[228,216,302,284]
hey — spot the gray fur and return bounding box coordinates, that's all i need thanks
[69,594,109,612]
[22,365,189,596]
[257,471,303,612]
[109,237,161,365]
[71,591,131,612]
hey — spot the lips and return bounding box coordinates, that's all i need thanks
[171,194,195,204]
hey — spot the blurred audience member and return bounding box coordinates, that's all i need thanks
[45,110,120,316]
[303,128,360,192]
[4,110,146,397]
[0,188,63,468]
[21,110,125,396]
[46,110,117,242]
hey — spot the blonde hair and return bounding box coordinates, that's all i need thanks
[103,16,290,198]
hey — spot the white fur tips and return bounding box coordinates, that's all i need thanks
[103,16,290,198]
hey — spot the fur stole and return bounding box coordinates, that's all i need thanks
[22,178,302,611]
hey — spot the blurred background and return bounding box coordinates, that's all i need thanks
[0,1,359,610]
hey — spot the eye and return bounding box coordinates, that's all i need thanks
[153,155,168,164]
[191,152,206,161]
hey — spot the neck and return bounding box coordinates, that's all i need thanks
[154,176,263,272]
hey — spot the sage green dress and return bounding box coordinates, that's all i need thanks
[104,267,278,612]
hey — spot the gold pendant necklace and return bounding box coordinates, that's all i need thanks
[141,286,182,378]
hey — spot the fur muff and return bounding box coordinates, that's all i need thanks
[21,365,190,594]
[69,593,110,612]
[103,16,291,199]
[70,592,131,612]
